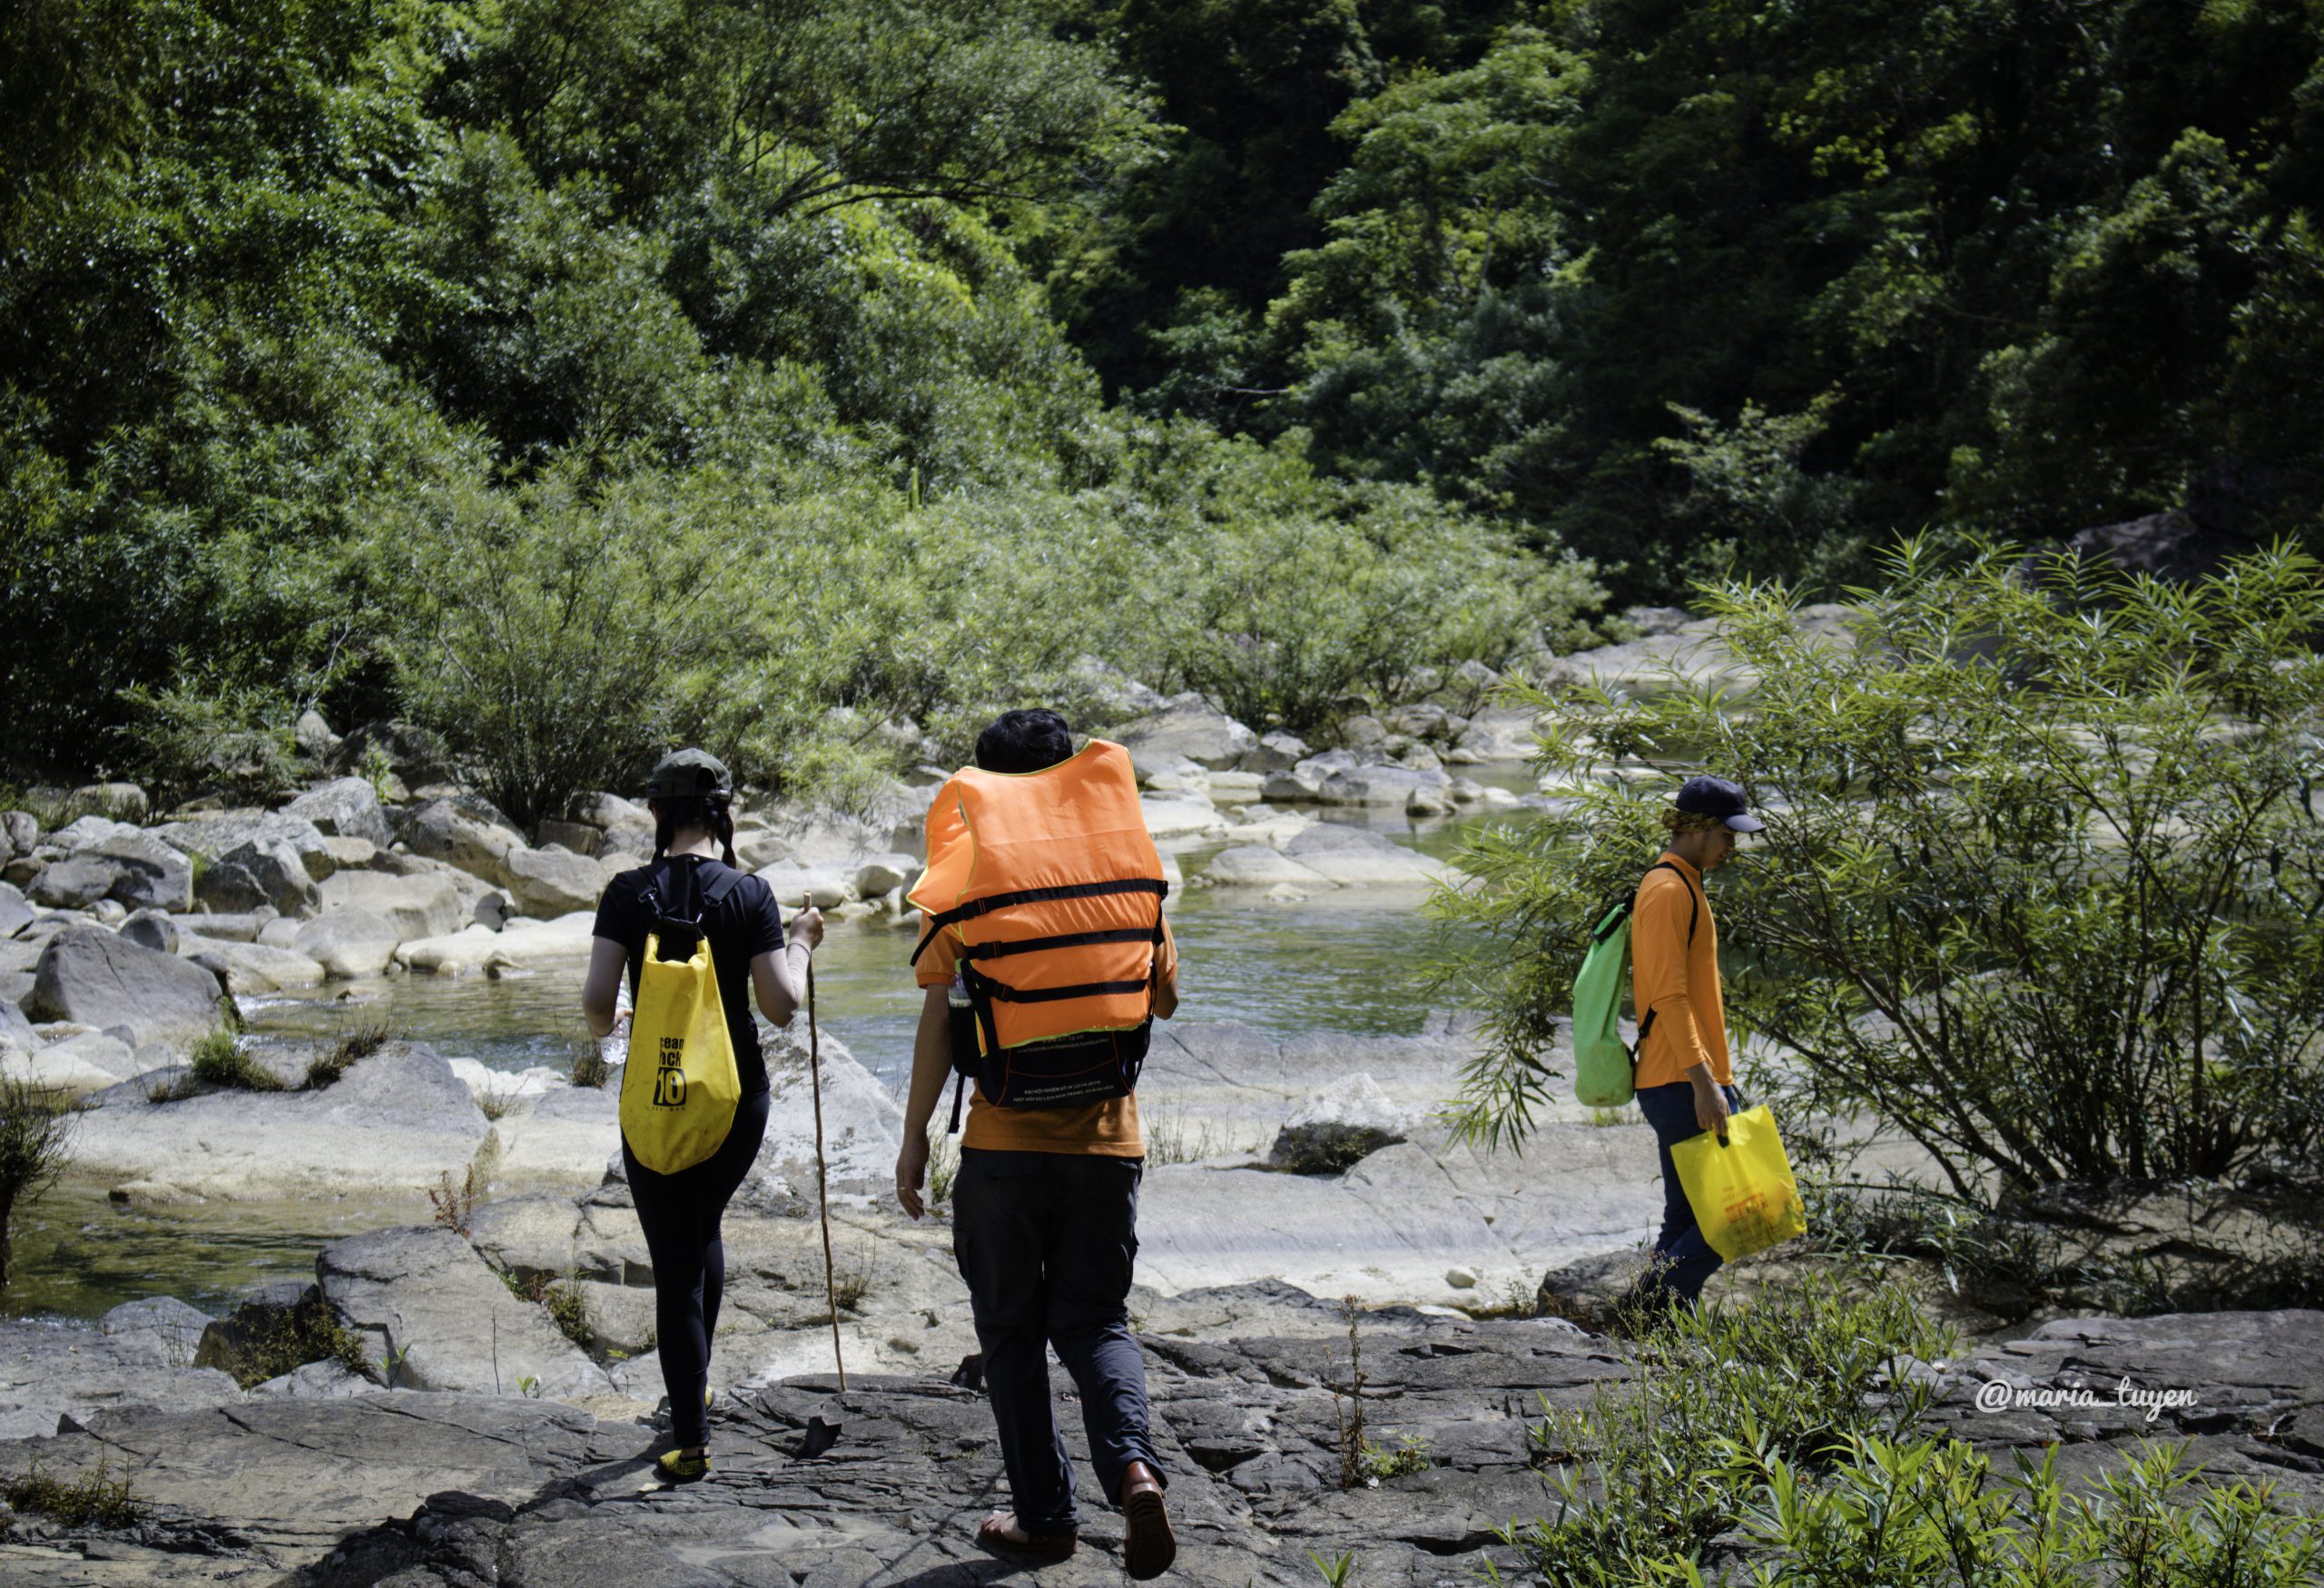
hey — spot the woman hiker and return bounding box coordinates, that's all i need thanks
[582,748,822,1484]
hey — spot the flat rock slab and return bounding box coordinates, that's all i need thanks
[69,1044,489,1198]
[1,1308,2319,1584]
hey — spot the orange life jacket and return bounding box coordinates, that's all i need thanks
[907,739,1168,1061]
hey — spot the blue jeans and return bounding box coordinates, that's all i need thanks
[1628,1080,1746,1313]
[952,1149,1163,1534]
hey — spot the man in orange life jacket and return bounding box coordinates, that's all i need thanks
[1620,774,1763,1319]
[894,708,1179,1579]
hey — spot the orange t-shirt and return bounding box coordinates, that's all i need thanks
[916,918,1178,1156]
[1630,852,1731,1090]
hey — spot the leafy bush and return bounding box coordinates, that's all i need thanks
[0,1079,75,1287]
[1729,1435,2324,1587]
[1437,540,2324,1201]
[1508,1269,1950,1585]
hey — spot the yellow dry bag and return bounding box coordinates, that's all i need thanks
[619,868,743,1176]
[1669,1103,1808,1262]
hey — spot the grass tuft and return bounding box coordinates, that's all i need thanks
[185,1030,282,1092]
[5,1456,145,1529]
[304,1014,394,1090]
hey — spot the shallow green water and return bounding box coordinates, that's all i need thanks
[8,783,1546,1324]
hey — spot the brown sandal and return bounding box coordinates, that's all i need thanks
[1121,1463,1176,1580]
[975,1511,1078,1562]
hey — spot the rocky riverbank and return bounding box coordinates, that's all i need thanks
[0,1297,2314,1585]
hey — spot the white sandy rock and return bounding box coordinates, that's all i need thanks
[292,908,401,979]
[396,912,596,975]
[754,862,851,911]
[1140,797,1230,841]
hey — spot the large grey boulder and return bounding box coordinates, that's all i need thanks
[292,907,402,978]
[68,1042,492,1198]
[754,860,852,910]
[318,1225,613,1400]
[0,812,38,853]
[285,776,395,848]
[1261,749,1360,802]
[90,832,195,911]
[27,925,230,1046]
[1315,763,1453,806]
[153,809,330,868]
[200,836,322,916]
[24,850,113,908]
[1113,693,1261,771]
[316,869,465,940]
[46,814,141,852]
[1200,846,1335,890]
[504,845,606,918]
[0,881,30,940]
[403,797,527,890]
[120,908,179,953]
[1281,823,1452,885]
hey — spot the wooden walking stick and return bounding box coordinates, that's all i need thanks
[804,898,847,1391]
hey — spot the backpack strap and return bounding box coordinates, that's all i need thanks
[1631,861,1700,1050]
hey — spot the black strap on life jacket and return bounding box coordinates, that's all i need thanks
[1631,860,1700,1050]
[936,879,1171,1131]
[909,878,1168,966]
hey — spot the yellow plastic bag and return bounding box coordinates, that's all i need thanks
[619,931,742,1176]
[1669,1103,1808,1261]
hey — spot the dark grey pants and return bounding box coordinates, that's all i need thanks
[951,1148,1164,1534]
[625,1087,771,1449]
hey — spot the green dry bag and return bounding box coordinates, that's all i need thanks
[1569,861,1695,1109]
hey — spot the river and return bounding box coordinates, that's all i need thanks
[5,775,1545,1323]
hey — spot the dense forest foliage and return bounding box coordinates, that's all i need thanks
[5,0,2318,814]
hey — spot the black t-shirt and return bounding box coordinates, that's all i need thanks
[592,855,784,1096]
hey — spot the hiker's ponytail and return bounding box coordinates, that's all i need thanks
[651,794,735,863]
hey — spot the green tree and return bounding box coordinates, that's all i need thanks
[1437,541,2324,1199]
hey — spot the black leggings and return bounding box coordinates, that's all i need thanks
[624,1088,771,1448]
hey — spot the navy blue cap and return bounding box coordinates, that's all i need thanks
[1676,774,1764,833]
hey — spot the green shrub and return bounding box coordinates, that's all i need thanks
[227,1293,373,1389]
[1728,1435,2324,1587]
[0,1078,75,1287]
[1438,539,2324,1198]
[186,1031,283,1094]
[501,1267,591,1349]
[5,1456,144,1529]
[1507,1269,1949,1586]
[1357,1431,1432,1482]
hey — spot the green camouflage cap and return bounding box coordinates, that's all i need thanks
[644,747,733,800]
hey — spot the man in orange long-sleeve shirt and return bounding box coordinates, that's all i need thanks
[1620,774,1763,1318]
